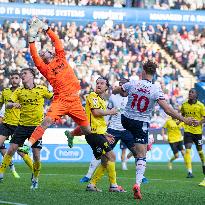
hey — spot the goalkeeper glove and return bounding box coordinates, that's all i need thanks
[31,17,49,31]
[41,21,49,31]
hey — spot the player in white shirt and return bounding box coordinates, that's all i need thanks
[80,78,150,183]
[0,104,5,120]
[80,78,133,183]
[107,79,151,184]
[112,60,196,201]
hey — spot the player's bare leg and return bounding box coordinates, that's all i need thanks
[168,152,179,170]
[30,148,41,190]
[131,144,147,200]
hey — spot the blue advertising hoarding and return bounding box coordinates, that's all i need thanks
[1,127,204,163]
[3,143,203,163]
[0,3,205,26]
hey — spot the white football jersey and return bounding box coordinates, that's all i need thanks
[107,94,128,131]
[0,104,5,118]
[122,79,165,123]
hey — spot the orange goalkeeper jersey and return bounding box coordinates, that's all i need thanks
[29,28,80,96]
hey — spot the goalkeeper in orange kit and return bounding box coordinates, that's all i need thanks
[21,18,91,152]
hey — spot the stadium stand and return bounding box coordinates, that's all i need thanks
[0,18,196,127]
[1,0,205,10]
[0,1,202,128]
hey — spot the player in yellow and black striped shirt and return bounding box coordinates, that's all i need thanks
[85,92,107,134]
[181,88,205,186]
[0,71,21,179]
[0,68,53,189]
[84,77,125,192]
[162,117,185,170]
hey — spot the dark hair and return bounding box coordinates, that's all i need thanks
[143,60,158,75]
[96,76,110,87]
[189,88,198,98]
[119,78,129,83]
[119,78,129,86]
[189,88,197,92]
[10,70,20,77]
[21,68,36,78]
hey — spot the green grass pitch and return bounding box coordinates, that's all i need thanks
[0,163,204,205]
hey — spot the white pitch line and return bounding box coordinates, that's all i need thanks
[0,200,27,205]
[18,173,195,183]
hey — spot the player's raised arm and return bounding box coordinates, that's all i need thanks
[45,28,64,54]
[30,18,64,54]
[32,17,64,56]
[29,43,47,73]
[28,19,48,76]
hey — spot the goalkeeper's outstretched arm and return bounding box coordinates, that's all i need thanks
[45,28,64,54]
[29,43,47,77]
[28,17,48,76]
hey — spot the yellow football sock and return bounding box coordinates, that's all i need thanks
[90,164,106,185]
[198,150,205,165]
[0,154,12,174]
[184,149,192,172]
[170,156,176,162]
[22,154,33,171]
[33,161,41,179]
[106,161,117,185]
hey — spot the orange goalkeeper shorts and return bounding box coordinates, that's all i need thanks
[46,95,89,126]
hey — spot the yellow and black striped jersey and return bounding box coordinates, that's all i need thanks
[181,100,205,134]
[0,88,20,126]
[10,85,53,126]
[85,92,107,134]
[163,118,184,143]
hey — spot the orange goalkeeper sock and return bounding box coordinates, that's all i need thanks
[29,126,45,145]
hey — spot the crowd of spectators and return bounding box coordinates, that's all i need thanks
[0,17,200,128]
[155,23,205,80]
[0,0,205,10]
